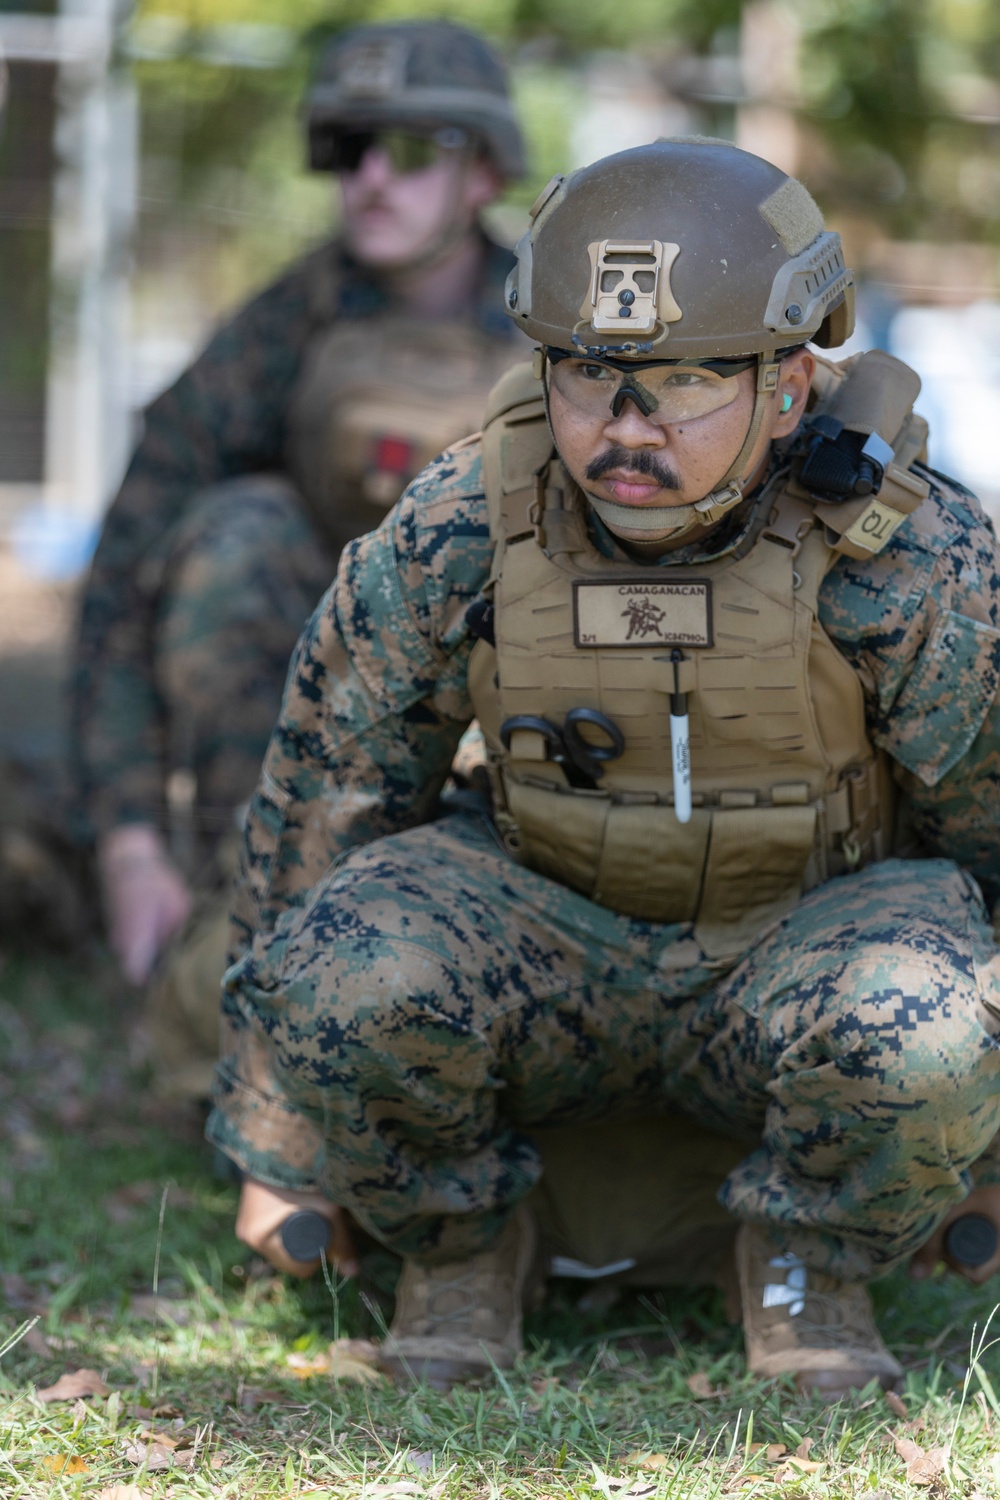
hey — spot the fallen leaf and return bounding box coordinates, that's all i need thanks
[98,1488,151,1500]
[286,1350,330,1377]
[531,1374,561,1395]
[626,1452,668,1470]
[907,1447,947,1486]
[685,1371,721,1398]
[328,1338,381,1384]
[36,1368,110,1402]
[122,1439,178,1470]
[286,1337,381,1384]
[210,1453,226,1469]
[787,1457,824,1474]
[137,1429,182,1450]
[41,1454,89,1474]
[408,1450,434,1473]
[894,1436,924,1464]
[794,1437,814,1460]
[885,1389,909,1420]
[764,1444,787,1462]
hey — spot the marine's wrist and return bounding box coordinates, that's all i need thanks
[98,822,172,875]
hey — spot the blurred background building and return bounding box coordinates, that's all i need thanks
[2,0,1000,763]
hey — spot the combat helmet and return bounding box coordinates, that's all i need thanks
[306,20,524,181]
[506,138,854,535]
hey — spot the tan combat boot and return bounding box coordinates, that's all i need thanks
[378,1205,537,1391]
[736,1223,903,1399]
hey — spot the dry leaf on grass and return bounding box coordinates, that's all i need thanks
[885,1389,909,1420]
[122,1437,196,1470]
[41,1454,89,1474]
[786,1456,825,1474]
[98,1488,151,1500]
[894,1436,947,1486]
[36,1368,110,1402]
[685,1371,723,1398]
[748,1442,787,1462]
[286,1337,381,1384]
[625,1452,668,1470]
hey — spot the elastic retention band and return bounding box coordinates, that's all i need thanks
[587,493,704,535]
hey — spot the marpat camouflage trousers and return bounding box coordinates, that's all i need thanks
[213,813,1000,1279]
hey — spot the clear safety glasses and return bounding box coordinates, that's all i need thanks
[330,126,470,176]
[546,349,757,425]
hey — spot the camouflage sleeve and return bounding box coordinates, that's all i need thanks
[69,246,337,839]
[229,438,492,954]
[819,470,1000,903]
[213,442,491,1183]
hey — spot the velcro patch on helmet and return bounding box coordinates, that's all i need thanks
[337,36,407,99]
[582,240,682,336]
[758,178,825,256]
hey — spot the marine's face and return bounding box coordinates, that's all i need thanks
[338,135,500,268]
[548,348,814,548]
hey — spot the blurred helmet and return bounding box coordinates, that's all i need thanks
[505,138,853,359]
[307,20,525,181]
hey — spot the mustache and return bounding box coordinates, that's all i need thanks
[585,445,681,490]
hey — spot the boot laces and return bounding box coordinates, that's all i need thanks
[762,1252,868,1350]
[422,1261,513,1336]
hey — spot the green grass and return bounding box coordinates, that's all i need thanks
[3,952,1000,1497]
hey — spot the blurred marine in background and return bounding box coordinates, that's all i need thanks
[69,19,526,1096]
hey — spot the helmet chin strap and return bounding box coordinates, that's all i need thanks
[581,357,780,543]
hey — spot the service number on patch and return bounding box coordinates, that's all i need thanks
[573,579,713,648]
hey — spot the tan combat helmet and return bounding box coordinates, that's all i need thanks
[505,139,854,535]
[306,19,525,181]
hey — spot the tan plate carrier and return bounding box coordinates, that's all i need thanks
[286,314,526,555]
[468,352,929,960]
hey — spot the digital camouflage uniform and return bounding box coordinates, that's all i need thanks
[207,432,1000,1283]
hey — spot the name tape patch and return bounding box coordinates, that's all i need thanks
[573,579,713,648]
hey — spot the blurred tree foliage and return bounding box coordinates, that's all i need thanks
[125,0,1000,307]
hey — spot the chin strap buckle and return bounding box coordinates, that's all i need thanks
[693,481,744,525]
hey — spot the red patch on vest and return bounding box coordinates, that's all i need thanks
[372,435,416,476]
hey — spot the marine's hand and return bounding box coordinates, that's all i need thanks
[235,1177,359,1279]
[910,1185,1000,1285]
[98,824,192,984]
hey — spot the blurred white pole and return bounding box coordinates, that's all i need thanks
[44,0,136,528]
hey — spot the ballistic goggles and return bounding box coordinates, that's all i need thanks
[327,125,472,176]
[546,349,758,424]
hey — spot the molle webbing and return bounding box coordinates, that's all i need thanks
[473,354,922,958]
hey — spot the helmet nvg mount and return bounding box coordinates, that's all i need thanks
[307,20,525,182]
[506,139,855,537]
